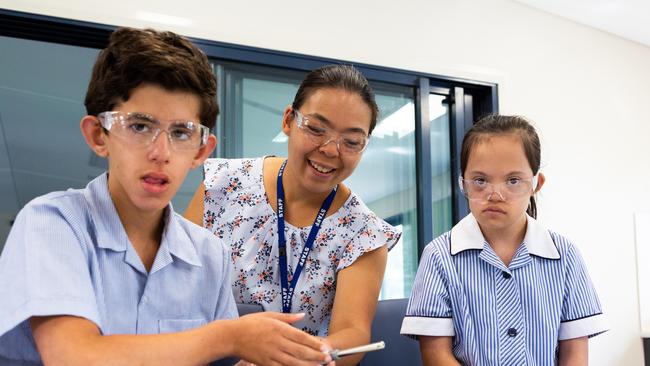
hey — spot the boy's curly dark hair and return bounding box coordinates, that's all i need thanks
[85,27,218,128]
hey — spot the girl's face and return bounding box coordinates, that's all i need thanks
[282,87,372,196]
[463,133,543,233]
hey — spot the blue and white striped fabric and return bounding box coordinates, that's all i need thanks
[0,173,237,364]
[401,214,607,365]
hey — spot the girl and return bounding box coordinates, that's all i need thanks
[185,64,401,365]
[401,115,607,365]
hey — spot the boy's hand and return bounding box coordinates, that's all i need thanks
[230,312,332,366]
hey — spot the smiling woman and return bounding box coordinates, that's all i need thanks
[184,64,402,366]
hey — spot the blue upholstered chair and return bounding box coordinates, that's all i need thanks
[211,303,264,366]
[235,302,264,316]
[359,298,422,366]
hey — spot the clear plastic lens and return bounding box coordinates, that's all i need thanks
[293,109,368,154]
[459,176,537,201]
[98,111,208,150]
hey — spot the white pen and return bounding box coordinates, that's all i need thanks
[328,341,386,360]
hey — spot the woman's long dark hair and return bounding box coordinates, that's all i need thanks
[291,64,379,135]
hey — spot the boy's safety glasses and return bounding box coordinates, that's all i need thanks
[97,111,210,151]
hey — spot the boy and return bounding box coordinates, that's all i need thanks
[0,27,331,366]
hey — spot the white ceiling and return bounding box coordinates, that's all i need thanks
[514,0,650,47]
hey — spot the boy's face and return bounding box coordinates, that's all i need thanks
[83,84,215,216]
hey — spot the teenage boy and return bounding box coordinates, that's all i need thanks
[0,27,331,366]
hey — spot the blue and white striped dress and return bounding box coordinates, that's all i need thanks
[401,214,607,365]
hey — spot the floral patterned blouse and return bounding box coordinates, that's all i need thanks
[203,157,401,336]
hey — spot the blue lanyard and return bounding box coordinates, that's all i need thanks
[277,159,337,313]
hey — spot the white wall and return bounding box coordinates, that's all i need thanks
[2,0,649,364]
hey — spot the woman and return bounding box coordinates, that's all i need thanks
[185,64,401,365]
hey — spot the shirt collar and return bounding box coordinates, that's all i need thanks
[450,213,559,259]
[84,173,129,252]
[162,208,202,267]
[83,173,202,267]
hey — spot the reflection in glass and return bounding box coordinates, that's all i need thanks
[347,84,418,300]
[241,76,300,157]
[0,36,100,251]
[429,94,453,238]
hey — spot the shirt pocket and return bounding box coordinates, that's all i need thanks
[158,318,207,333]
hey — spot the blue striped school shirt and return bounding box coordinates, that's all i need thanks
[0,173,237,364]
[401,214,607,365]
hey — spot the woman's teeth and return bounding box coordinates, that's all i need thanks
[310,161,334,173]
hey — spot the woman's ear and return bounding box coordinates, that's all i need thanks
[281,105,294,136]
[534,172,546,193]
[80,115,109,157]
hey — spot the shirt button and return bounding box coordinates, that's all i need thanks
[507,327,518,337]
[502,271,512,279]
[141,296,148,304]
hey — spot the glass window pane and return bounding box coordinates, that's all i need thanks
[242,76,300,157]
[0,36,206,252]
[348,83,417,300]
[0,36,99,251]
[429,94,453,238]
[218,64,304,158]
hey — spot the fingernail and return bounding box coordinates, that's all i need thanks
[320,344,331,352]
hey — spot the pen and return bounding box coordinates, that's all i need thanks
[329,341,386,360]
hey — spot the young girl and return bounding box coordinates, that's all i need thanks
[185,64,401,365]
[401,115,607,365]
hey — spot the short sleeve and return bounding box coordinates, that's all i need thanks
[336,212,402,272]
[203,158,231,190]
[558,243,608,340]
[0,200,101,345]
[203,158,230,228]
[400,241,454,338]
[202,158,262,233]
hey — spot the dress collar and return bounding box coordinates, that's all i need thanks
[450,213,559,259]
